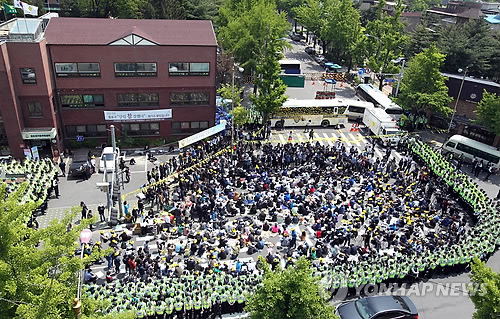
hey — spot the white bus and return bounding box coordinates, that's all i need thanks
[270,99,349,128]
[356,84,403,120]
[442,135,500,168]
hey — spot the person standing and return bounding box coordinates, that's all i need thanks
[484,162,494,180]
[53,177,59,198]
[98,204,105,222]
[309,129,314,141]
[59,160,66,177]
[80,201,88,219]
[288,131,293,143]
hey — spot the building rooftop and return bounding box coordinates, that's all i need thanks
[441,72,500,87]
[44,18,217,46]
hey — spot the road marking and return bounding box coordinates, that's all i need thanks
[374,146,384,158]
[323,133,334,146]
[348,133,359,145]
[278,134,286,144]
[338,130,352,148]
[144,155,148,173]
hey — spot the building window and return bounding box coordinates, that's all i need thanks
[168,62,209,76]
[114,63,157,77]
[66,124,107,137]
[27,102,43,117]
[20,68,36,84]
[171,121,209,133]
[54,63,100,77]
[121,122,160,136]
[117,93,159,107]
[170,92,210,106]
[61,94,104,108]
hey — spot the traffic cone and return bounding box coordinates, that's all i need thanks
[354,123,359,132]
[350,124,355,132]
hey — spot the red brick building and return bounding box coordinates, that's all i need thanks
[0,15,217,159]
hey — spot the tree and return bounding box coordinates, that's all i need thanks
[245,256,337,319]
[250,41,288,125]
[404,14,441,58]
[469,258,500,319]
[405,0,440,12]
[395,44,452,117]
[320,0,363,71]
[184,0,220,20]
[474,91,500,136]
[293,0,325,44]
[0,183,112,319]
[364,0,408,90]
[217,0,290,74]
[232,106,250,127]
[438,20,500,79]
[217,82,244,108]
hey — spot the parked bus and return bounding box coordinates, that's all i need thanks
[356,84,403,120]
[442,135,500,168]
[270,99,349,128]
[279,59,301,74]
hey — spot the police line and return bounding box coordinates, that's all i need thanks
[121,146,233,202]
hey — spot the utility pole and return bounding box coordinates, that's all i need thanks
[110,125,123,217]
[394,59,405,97]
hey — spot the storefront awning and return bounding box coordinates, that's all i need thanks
[22,127,57,140]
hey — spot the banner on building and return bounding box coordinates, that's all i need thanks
[178,120,226,149]
[104,109,172,122]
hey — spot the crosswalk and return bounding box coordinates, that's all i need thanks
[268,130,404,162]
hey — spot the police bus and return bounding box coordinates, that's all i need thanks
[356,84,403,121]
[279,59,301,74]
[270,99,350,128]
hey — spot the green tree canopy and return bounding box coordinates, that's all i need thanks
[0,183,115,319]
[232,106,250,126]
[217,0,290,73]
[474,91,500,136]
[245,256,337,319]
[250,41,288,124]
[438,20,500,80]
[469,258,500,319]
[395,44,452,116]
[364,0,408,90]
[293,0,325,39]
[218,82,244,108]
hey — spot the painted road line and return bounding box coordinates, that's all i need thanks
[338,130,352,148]
[323,133,334,146]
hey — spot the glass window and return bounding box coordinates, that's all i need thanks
[200,121,209,129]
[168,63,189,74]
[27,102,42,117]
[118,93,159,107]
[190,62,209,73]
[191,121,200,129]
[87,125,97,133]
[55,63,100,77]
[66,126,77,137]
[20,68,36,84]
[121,122,160,136]
[61,94,104,108]
[169,62,209,76]
[97,125,107,132]
[55,63,78,74]
[76,125,86,133]
[446,142,456,148]
[114,63,157,77]
[170,92,209,106]
[171,121,209,133]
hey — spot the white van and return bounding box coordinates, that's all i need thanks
[98,147,120,173]
[344,100,374,121]
[442,135,500,168]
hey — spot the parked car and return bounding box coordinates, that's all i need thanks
[98,147,120,173]
[69,155,90,177]
[289,32,302,41]
[336,296,418,319]
[304,46,316,55]
[314,54,326,63]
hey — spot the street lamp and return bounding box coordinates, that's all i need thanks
[391,57,406,97]
[74,229,92,318]
[231,61,244,154]
[448,67,468,132]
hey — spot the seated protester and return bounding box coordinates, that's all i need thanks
[219,248,227,260]
[175,240,184,254]
[262,222,270,232]
[256,237,265,250]
[271,224,279,233]
[84,266,97,284]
